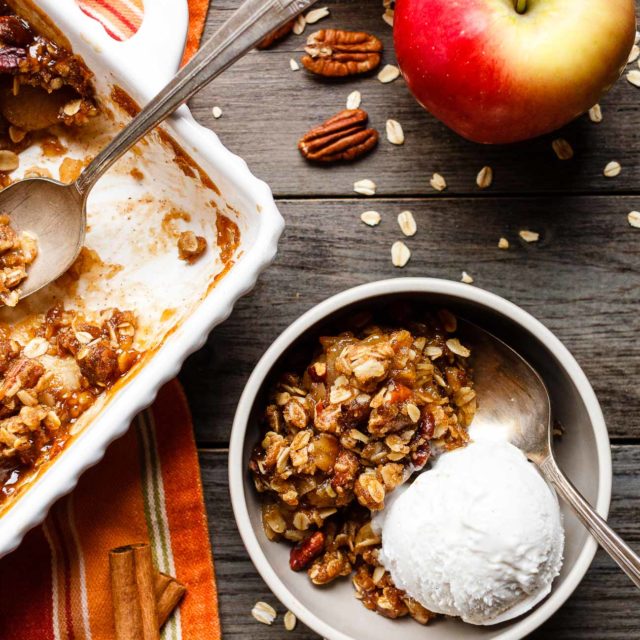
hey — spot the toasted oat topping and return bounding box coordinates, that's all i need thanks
[0,304,141,502]
[250,311,474,625]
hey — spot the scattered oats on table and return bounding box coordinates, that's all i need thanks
[397,210,416,237]
[386,119,404,145]
[354,179,377,196]
[498,237,510,250]
[305,7,330,24]
[476,166,493,189]
[360,211,381,227]
[588,104,603,123]
[293,14,306,35]
[604,161,621,177]
[461,271,473,284]
[211,106,222,119]
[347,90,362,110]
[626,69,640,87]
[629,44,640,63]
[519,230,540,243]
[391,240,411,267]
[552,138,573,160]
[289,58,300,71]
[284,610,297,631]
[382,8,394,26]
[251,601,277,626]
[627,211,640,228]
[430,173,447,191]
[378,64,400,83]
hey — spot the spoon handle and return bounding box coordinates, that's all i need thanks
[540,456,640,589]
[75,0,315,194]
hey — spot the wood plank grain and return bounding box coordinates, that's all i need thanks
[201,445,640,639]
[181,196,640,443]
[189,0,640,198]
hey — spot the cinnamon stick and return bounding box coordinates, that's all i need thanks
[154,572,187,627]
[132,544,161,640]
[110,544,187,639]
[109,546,144,640]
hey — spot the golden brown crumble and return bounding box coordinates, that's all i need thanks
[0,304,142,503]
[250,308,475,624]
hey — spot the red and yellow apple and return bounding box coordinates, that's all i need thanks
[394,0,636,143]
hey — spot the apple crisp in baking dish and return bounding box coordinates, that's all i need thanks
[0,1,242,511]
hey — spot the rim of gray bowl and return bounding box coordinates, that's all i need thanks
[229,277,612,640]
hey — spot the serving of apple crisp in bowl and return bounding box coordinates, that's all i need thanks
[230,278,612,640]
[0,0,283,557]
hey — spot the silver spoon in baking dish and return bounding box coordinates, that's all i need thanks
[460,319,640,589]
[0,0,317,301]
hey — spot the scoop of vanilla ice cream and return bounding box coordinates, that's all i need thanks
[374,440,564,625]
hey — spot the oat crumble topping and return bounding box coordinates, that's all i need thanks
[250,308,475,624]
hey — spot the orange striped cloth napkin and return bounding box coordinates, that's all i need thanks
[77,0,209,63]
[0,380,220,639]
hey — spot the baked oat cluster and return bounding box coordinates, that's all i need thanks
[0,304,141,500]
[0,213,37,307]
[250,309,476,624]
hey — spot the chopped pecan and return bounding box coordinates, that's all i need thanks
[257,18,295,49]
[0,358,44,400]
[290,530,325,571]
[302,29,382,77]
[298,109,378,163]
[78,339,118,386]
[0,46,25,74]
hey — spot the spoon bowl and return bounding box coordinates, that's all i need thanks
[0,178,83,298]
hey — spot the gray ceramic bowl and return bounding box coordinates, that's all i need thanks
[229,278,611,640]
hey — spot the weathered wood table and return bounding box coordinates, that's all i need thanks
[180,1,640,636]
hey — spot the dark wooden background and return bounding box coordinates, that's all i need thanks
[180,1,640,637]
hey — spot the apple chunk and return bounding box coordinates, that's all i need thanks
[0,84,77,131]
[394,0,636,143]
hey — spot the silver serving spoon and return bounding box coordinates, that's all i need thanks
[0,0,315,301]
[460,319,640,588]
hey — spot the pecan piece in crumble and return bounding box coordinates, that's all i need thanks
[177,230,207,263]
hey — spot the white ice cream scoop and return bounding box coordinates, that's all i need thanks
[375,440,564,625]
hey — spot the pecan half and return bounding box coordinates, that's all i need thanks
[257,18,295,49]
[290,530,325,571]
[298,109,378,163]
[302,29,382,77]
[0,46,26,74]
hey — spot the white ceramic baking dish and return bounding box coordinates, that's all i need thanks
[0,0,283,556]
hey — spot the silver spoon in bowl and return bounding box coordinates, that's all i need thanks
[0,0,316,302]
[460,319,640,588]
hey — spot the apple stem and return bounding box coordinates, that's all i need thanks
[514,0,527,13]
